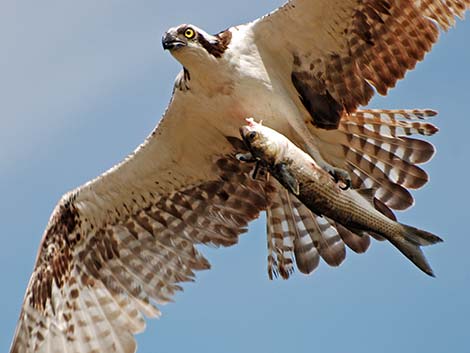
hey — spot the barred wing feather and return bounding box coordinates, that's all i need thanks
[10,92,272,353]
[253,0,469,129]
[266,109,438,277]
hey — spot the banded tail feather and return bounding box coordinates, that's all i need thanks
[266,184,296,279]
[266,182,382,277]
[312,109,437,210]
[266,109,437,277]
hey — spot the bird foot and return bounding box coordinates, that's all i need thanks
[235,152,256,163]
[323,164,351,190]
[236,152,261,179]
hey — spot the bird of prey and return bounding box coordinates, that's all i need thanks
[10,1,470,352]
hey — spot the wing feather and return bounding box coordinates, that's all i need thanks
[253,0,469,128]
[266,183,296,279]
[264,110,437,275]
[309,109,437,210]
[266,183,356,277]
[10,90,271,353]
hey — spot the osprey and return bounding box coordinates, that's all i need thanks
[10,1,470,352]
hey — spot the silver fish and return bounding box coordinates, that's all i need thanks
[240,118,442,276]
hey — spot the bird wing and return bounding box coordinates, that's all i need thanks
[247,1,462,275]
[251,0,469,128]
[10,85,272,353]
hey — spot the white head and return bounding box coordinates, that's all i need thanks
[162,24,232,69]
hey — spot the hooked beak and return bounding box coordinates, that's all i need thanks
[162,31,186,51]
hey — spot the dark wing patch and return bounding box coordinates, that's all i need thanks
[291,70,344,130]
[254,0,469,128]
[30,197,80,312]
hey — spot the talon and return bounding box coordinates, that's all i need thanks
[251,161,261,180]
[236,152,261,180]
[339,179,351,191]
[236,152,256,163]
[328,170,338,181]
[326,166,352,190]
[335,169,352,190]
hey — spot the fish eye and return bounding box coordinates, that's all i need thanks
[247,131,257,141]
[184,27,195,39]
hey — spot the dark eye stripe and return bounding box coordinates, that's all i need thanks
[196,30,232,58]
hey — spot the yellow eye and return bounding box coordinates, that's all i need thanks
[184,28,195,39]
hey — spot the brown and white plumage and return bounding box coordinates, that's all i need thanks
[254,0,468,127]
[10,103,274,352]
[10,0,469,352]
[266,109,438,277]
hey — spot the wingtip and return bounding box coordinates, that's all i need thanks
[424,267,436,278]
[424,109,438,117]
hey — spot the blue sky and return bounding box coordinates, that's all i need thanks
[1,1,469,352]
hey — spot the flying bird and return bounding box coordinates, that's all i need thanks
[10,1,470,352]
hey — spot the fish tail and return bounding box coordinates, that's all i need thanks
[388,224,443,277]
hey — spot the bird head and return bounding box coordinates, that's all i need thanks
[162,24,231,68]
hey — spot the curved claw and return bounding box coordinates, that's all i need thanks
[236,152,256,163]
[339,178,352,191]
[235,152,261,180]
[327,167,352,190]
[251,161,261,180]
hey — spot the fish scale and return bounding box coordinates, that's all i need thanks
[284,165,395,237]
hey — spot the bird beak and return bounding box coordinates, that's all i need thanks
[162,31,186,51]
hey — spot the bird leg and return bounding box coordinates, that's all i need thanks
[302,143,352,190]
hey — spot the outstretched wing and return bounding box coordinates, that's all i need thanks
[252,0,469,128]
[248,1,461,276]
[9,88,272,353]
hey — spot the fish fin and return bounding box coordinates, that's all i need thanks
[335,223,371,254]
[390,224,443,277]
[278,163,300,195]
[226,135,247,150]
[369,232,386,241]
[374,198,397,221]
[400,224,443,246]
[355,190,397,222]
[341,225,368,237]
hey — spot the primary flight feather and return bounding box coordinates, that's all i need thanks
[10,0,470,352]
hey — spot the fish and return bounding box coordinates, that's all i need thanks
[239,118,442,276]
